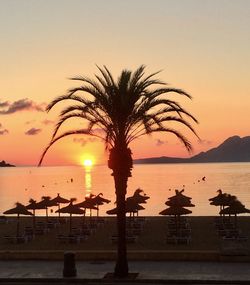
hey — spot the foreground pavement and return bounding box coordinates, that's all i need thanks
[0,260,250,284]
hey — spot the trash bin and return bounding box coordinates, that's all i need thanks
[63,251,77,277]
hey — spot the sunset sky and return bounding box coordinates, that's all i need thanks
[1,0,250,166]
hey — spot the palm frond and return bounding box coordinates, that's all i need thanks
[40,65,198,165]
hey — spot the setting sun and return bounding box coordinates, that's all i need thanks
[83,159,93,167]
[81,154,95,167]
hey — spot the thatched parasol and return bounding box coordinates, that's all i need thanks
[159,206,192,216]
[209,189,237,214]
[106,198,145,216]
[26,199,45,228]
[75,198,98,217]
[4,202,33,236]
[159,205,192,229]
[169,189,192,200]
[51,193,70,218]
[35,196,58,222]
[220,200,250,227]
[56,201,85,233]
[91,193,111,216]
[130,188,150,204]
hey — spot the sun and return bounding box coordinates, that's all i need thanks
[83,159,93,167]
[80,154,95,168]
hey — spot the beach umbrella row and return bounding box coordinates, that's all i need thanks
[3,192,111,236]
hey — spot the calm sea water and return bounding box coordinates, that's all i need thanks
[0,163,250,216]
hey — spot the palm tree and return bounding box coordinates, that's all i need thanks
[39,65,198,277]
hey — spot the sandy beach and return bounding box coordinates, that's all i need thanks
[0,216,249,261]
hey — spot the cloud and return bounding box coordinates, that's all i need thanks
[0,99,46,114]
[0,129,8,135]
[199,139,213,146]
[0,101,9,108]
[42,119,54,125]
[0,123,9,135]
[25,128,42,135]
[25,119,36,125]
[73,137,98,146]
[156,139,167,146]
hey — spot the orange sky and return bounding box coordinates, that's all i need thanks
[1,0,250,166]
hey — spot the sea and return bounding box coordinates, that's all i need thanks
[0,163,250,217]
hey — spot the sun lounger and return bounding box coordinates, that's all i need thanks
[126,228,142,236]
[126,222,143,229]
[176,236,191,244]
[3,235,28,243]
[166,235,177,244]
[111,235,137,244]
[71,227,91,237]
[0,216,8,224]
[166,234,191,245]
[56,234,81,244]
[218,228,240,237]
[24,227,34,240]
[57,232,88,243]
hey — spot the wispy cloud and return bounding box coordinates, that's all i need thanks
[41,119,54,125]
[25,119,36,125]
[0,123,9,135]
[199,139,213,146]
[0,101,9,108]
[25,128,42,136]
[73,137,98,146]
[156,139,167,146]
[0,99,46,115]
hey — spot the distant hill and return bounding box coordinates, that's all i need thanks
[134,136,250,164]
[0,160,15,167]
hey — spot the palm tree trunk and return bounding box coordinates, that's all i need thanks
[108,145,132,278]
[113,173,128,277]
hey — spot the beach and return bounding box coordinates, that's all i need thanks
[0,216,249,261]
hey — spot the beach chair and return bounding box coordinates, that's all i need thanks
[166,235,177,244]
[111,234,137,244]
[0,216,8,224]
[176,235,191,245]
[3,235,28,244]
[24,226,34,241]
[56,234,80,244]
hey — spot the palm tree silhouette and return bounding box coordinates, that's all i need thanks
[39,65,198,277]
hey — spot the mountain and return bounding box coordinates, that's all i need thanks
[0,160,15,167]
[134,136,250,164]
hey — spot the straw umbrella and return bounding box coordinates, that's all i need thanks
[91,193,111,216]
[220,200,250,227]
[106,199,145,217]
[169,189,192,200]
[131,188,150,204]
[209,190,237,216]
[165,199,195,208]
[55,201,85,234]
[75,198,98,217]
[35,196,58,222]
[25,199,45,229]
[166,189,192,210]
[4,202,33,236]
[51,193,70,218]
[159,206,192,216]
[159,205,192,229]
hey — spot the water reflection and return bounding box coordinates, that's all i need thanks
[84,165,92,198]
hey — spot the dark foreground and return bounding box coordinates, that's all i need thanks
[0,260,249,284]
